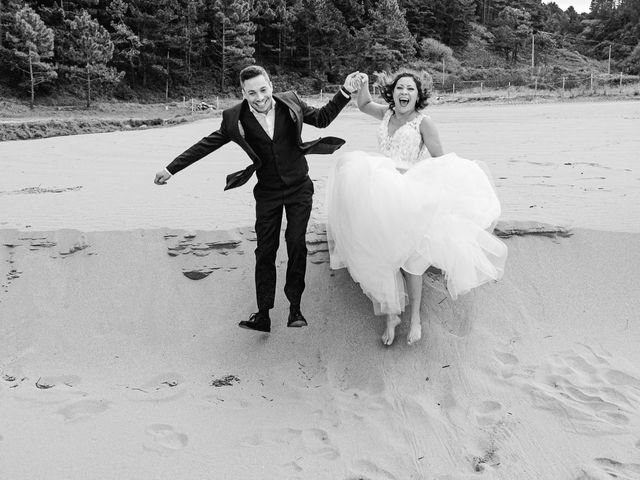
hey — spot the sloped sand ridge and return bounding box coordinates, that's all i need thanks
[1,224,639,480]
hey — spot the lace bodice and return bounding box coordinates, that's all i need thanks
[378,110,428,168]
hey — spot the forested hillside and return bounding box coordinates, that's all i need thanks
[1,0,639,106]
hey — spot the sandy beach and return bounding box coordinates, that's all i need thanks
[1,100,640,479]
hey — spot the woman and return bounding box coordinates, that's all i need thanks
[327,70,507,346]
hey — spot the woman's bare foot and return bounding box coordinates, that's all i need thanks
[407,317,422,345]
[382,315,401,346]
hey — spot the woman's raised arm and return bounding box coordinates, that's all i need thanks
[355,74,387,121]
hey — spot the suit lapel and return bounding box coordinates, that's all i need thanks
[273,93,302,140]
[226,101,261,165]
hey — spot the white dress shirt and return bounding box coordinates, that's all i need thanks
[248,99,276,139]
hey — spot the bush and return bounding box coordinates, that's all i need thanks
[113,81,136,101]
[419,38,454,64]
[621,43,640,75]
[269,71,319,95]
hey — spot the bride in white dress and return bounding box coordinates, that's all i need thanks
[327,70,507,346]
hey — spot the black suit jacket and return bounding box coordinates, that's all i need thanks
[165,90,350,190]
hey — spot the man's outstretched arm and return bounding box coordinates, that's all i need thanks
[298,72,360,128]
[154,126,231,185]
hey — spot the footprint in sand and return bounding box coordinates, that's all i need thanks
[282,459,304,473]
[494,351,521,380]
[494,351,519,366]
[301,428,340,460]
[471,400,509,473]
[57,399,111,422]
[248,426,339,470]
[471,447,501,474]
[502,347,640,434]
[476,400,502,414]
[431,289,476,337]
[604,369,640,388]
[475,400,503,426]
[278,427,339,459]
[144,424,189,453]
[348,460,399,480]
[124,373,185,402]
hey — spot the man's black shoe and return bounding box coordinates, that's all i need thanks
[287,309,308,328]
[239,312,271,332]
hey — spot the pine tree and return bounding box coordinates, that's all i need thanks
[250,0,277,64]
[365,0,416,71]
[210,0,256,91]
[294,0,348,75]
[440,0,477,48]
[401,0,439,43]
[332,0,367,30]
[125,0,165,88]
[154,0,187,100]
[0,1,22,59]
[491,6,533,64]
[106,0,141,88]
[63,9,122,107]
[272,0,296,68]
[9,5,57,108]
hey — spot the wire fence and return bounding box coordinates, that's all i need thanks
[431,73,640,97]
[184,72,640,113]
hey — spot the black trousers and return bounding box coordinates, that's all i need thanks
[253,177,313,311]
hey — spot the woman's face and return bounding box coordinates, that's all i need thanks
[393,76,418,113]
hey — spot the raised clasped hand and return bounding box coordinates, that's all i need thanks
[356,72,368,90]
[344,71,362,93]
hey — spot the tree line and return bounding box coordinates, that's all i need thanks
[1,0,639,107]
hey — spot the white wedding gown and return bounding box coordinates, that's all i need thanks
[327,110,507,315]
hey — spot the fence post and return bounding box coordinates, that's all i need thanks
[534,78,538,96]
[216,96,219,110]
[620,72,623,91]
[320,89,323,101]
[480,82,483,95]
[507,82,510,100]
[191,98,194,114]
[590,73,594,92]
[562,77,565,96]
[452,83,455,94]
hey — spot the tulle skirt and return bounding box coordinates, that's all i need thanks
[326,151,508,315]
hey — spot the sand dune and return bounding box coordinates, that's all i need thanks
[2,100,640,479]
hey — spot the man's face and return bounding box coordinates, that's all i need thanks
[242,74,273,113]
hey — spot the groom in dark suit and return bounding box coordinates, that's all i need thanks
[155,65,358,333]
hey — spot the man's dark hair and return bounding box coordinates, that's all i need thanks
[239,65,270,86]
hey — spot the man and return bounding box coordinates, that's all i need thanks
[154,65,359,333]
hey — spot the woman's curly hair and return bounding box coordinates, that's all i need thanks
[375,69,433,111]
